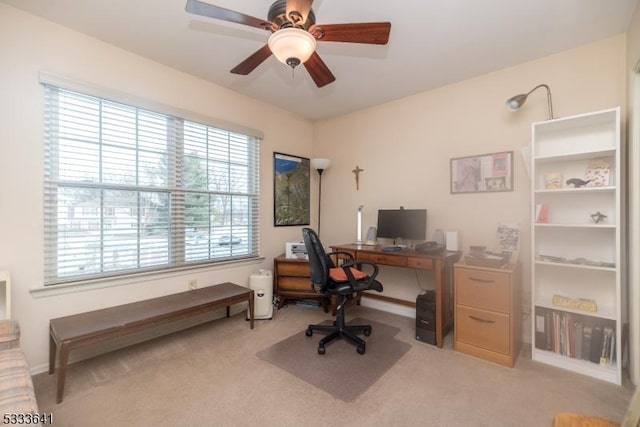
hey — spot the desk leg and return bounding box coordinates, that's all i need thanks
[434,258,444,348]
[248,291,254,329]
[56,341,71,403]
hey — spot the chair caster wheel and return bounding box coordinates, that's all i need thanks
[305,328,313,337]
[318,345,326,355]
[357,345,365,355]
[363,328,371,337]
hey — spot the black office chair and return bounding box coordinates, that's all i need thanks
[302,227,383,355]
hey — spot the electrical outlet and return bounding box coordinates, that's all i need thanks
[188,278,197,290]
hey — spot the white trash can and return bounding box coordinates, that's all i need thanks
[248,269,273,320]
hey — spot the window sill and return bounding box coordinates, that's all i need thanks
[30,256,265,298]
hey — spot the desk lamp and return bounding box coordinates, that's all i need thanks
[506,84,554,120]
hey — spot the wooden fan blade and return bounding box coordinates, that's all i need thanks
[185,0,275,31]
[230,45,272,75]
[286,0,313,25]
[303,52,336,88]
[311,22,391,44]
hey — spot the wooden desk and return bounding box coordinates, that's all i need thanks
[49,282,254,403]
[273,255,358,314]
[273,255,316,308]
[330,244,462,348]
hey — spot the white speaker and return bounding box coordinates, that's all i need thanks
[446,231,459,251]
[365,227,377,245]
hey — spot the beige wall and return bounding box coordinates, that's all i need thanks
[626,2,640,385]
[0,4,314,371]
[315,35,627,331]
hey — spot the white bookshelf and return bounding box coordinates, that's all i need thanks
[530,108,623,385]
[0,271,10,319]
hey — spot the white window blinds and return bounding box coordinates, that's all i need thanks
[43,84,260,285]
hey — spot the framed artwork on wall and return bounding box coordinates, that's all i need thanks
[273,152,310,226]
[450,151,514,194]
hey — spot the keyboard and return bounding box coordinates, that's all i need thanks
[382,245,407,252]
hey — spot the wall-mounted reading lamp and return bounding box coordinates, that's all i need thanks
[506,84,554,120]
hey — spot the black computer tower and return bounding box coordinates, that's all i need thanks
[415,290,436,345]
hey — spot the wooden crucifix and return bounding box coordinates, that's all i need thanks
[352,165,364,190]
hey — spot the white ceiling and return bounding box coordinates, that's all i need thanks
[3,0,638,120]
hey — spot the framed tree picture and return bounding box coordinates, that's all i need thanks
[273,152,310,226]
[450,151,514,194]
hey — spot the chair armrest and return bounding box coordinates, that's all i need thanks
[342,260,379,278]
[0,320,20,349]
[339,260,380,291]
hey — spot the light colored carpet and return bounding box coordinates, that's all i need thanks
[256,318,411,402]
[32,304,635,427]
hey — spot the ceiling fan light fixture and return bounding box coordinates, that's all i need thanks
[268,27,317,69]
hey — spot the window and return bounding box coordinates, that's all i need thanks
[43,84,260,285]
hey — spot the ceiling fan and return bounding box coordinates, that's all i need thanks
[185,0,391,87]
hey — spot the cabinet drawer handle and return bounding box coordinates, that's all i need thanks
[469,277,495,283]
[469,315,495,324]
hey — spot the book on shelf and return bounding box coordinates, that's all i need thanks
[574,320,583,360]
[534,308,553,351]
[534,307,615,366]
[590,326,604,364]
[535,204,549,223]
[535,312,550,350]
[600,327,615,366]
[582,325,592,361]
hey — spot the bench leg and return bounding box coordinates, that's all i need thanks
[248,292,254,329]
[49,333,56,375]
[56,342,71,403]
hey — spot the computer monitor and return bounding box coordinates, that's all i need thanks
[376,209,427,242]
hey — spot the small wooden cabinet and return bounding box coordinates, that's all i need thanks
[454,262,521,367]
[273,255,327,309]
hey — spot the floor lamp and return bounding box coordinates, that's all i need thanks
[310,158,330,236]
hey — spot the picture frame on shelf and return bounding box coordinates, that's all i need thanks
[273,152,310,227]
[496,223,520,263]
[544,172,563,189]
[450,151,513,194]
[585,159,611,187]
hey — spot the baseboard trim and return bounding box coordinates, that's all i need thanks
[360,297,415,318]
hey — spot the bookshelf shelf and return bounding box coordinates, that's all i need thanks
[531,107,623,385]
[535,186,615,194]
[534,148,616,163]
[534,295,616,320]
[534,223,616,229]
[532,348,618,384]
[534,260,616,273]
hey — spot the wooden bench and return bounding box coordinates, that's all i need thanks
[49,282,254,403]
